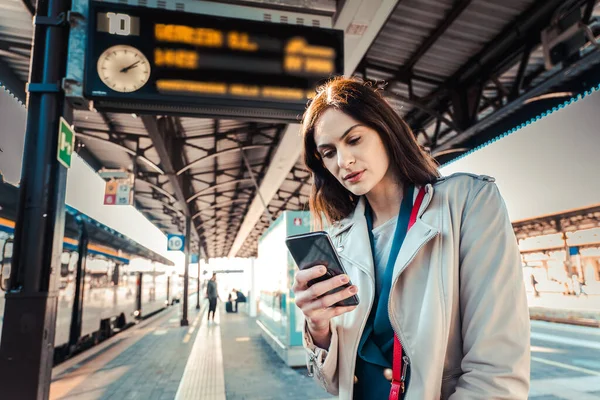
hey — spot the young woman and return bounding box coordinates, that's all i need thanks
[291,77,530,399]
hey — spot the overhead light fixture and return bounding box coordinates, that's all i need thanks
[541,7,594,70]
[523,92,574,105]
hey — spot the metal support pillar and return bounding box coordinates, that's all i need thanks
[196,251,201,309]
[249,257,257,317]
[68,218,88,349]
[181,216,190,326]
[0,0,72,397]
[166,275,171,305]
[135,272,143,318]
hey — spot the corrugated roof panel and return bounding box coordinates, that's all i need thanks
[78,137,133,169]
[184,136,216,152]
[367,0,454,67]
[385,94,415,118]
[74,110,109,130]
[415,0,537,78]
[107,113,148,135]
[0,0,32,82]
[218,119,247,131]
[180,117,216,134]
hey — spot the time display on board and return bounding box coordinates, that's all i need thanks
[96,45,151,92]
[85,2,344,120]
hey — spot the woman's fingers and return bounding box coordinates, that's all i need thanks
[292,265,327,294]
[307,273,351,299]
[292,265,359,327]
[302,284,358,313]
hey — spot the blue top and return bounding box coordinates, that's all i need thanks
[354,184,414,399]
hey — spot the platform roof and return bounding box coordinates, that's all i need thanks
[1,0,599,258]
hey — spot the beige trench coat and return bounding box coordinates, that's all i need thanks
[302,173,530,399]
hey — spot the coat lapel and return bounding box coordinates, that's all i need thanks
[391,217,439,283]
[391,184,440,282]
[330,198,375,279]
[331,184,440,283]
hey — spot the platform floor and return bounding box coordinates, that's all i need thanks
[50,299,332,400]
[49,299,600,400]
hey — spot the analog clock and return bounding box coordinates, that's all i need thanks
[96,45,151,93]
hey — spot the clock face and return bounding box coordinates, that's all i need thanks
[96,45,151,93]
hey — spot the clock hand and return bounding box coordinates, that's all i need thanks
[120,61,141,73]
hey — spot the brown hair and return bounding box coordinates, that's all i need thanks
[301,77,440,229]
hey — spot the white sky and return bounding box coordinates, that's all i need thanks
[440,89,600,222]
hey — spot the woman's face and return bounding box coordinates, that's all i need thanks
[313,108,393,196]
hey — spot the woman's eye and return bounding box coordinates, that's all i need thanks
[348,137,360,145]
[322,150,335,159]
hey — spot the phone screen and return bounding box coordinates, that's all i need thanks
[286,231,359,307]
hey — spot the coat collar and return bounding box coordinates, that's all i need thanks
[329,183,440,281]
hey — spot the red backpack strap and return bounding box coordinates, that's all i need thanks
[389,186,426,399]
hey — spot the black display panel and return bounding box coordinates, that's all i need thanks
[85,2,344,121]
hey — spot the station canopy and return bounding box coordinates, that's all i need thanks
[0,179,174,266]
[1,0,599,259]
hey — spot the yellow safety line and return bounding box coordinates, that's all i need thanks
[182,307,204,343]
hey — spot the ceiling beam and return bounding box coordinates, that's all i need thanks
[225,124,284,255]
[224,123,256,251]
[74,141,103,171]
[177,145,269,175]
[171,116,209,257]
[228,124,302,257]
[20,0,34,16]
[187,178,254,203]
[75,131,164,174]
[386,89,461,132]
[434,48,600,154]
[183,123,281,141]
[136,178,178,205]
[192,198,250,220]
[405,0,579,131]
[141,115,190,218]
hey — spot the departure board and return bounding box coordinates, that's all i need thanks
[85,2,344,121]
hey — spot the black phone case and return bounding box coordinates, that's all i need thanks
[285,231,359,307]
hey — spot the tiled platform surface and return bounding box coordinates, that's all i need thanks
[175,302,333,400]
[50,298,332,400]
[218,308,334,400]
[50,298,207,400]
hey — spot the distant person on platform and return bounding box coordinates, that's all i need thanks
[206,273,218,324]
[235,289,247,312]
[227,289,237,313]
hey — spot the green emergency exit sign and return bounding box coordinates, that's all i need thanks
[57,117,75,168]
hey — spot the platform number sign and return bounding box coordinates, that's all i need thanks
[167,234,185,251]
[106,12,132,36]
[57,117,75,168]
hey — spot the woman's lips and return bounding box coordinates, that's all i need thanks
[344,170,364,183]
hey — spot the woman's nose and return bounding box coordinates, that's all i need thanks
[337,148,355,169]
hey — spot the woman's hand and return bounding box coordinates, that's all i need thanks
[292,265,358,348]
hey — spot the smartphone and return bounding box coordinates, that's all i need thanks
[285,231,359,307]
